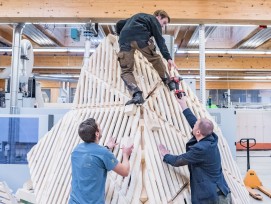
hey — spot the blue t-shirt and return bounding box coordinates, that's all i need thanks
[69,143,118,204]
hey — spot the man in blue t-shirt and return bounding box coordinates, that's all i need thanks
[69,118,134,204]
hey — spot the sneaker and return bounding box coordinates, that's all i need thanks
[125,91,145,106]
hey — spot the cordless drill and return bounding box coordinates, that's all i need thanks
[175,90,186,99]
[170,76,186,99]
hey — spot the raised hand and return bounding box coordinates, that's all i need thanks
[105,136,119,149]
[158,144,170,157]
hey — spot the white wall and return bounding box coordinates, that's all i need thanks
[0,164,30,193]
[236,109,271,143]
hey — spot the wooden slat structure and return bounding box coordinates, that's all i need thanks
[15,180,36,204]
[0,181,18,204]
[27,34,249,204]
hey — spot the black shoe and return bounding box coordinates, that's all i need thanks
[162,77,176,91]
[167,81,176,91]
[125,91,145,106]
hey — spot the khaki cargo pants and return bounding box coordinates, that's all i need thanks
[117,40,169,96]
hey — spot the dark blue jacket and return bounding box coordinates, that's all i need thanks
[116,13,172,61]
[163,108,230,204]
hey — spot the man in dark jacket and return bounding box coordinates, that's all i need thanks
[158,96,232,204]
[116,10,177,105]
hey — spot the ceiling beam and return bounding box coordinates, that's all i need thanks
[1,55,271,73]
[0,0,271,24]
[0,55,83,67]
[176,56,271,71]
[0,26,12,46]
[199,81,271,90]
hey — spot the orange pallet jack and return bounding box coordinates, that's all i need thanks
[240,138,271,200]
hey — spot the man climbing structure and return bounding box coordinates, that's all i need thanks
[116,10,177,105]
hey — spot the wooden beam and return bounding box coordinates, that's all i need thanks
[176,56,271,71]
[0,28,12,46]
[2,54,271,78]
[0,0,271,24]
[39,80,77,88]
[0,79,5,89]
[2,55,271,71]
[0,55,83,67]
[32,69,80,74]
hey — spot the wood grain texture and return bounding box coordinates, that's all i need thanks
[0,0,270,24]
[27,34,249,204]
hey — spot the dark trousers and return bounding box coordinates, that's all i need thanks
[216,193,232,204]
[118,40,169,96]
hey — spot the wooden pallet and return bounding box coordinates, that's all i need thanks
[27,34,250,204]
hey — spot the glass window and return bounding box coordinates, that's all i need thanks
[0,117,38,164]
[247,90,261,103]
[231,90,246,103]
[259,90,271,103]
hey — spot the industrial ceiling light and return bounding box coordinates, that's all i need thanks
[1,47,271,55]
[176,49,271,55]
[37,74,80,78]
[181,75,220,79]
[205,24,259,27]
[0,47,94,53]
[243,76,271,80]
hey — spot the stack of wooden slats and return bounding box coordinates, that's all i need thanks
[0,181,18,204]
[15,180,36,204]
[27,34,249,204]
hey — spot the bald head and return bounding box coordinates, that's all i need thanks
[198,118,214,137]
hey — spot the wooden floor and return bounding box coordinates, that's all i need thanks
[236,150,271,204]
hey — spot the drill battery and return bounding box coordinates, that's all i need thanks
[170,76,182,90]
[170,76,185,98]
[175,90,186,99]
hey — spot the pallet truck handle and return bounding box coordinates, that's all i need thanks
[239,138,256,149]
[240,138,256,171]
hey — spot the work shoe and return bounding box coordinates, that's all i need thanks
[162,77,176,91]
[125,91,145,106]
[167,80,176,91]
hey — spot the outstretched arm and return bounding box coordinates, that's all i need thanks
[158,144,204,166]
[158,144,188,167]
[176,96,197,128]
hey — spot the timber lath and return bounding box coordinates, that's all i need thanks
[27,34,249,204]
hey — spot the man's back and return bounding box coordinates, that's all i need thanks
[69,143,118,204]
[118,13,161,44]
[185,134,229,203]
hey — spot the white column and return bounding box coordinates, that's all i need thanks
[10,23,25,114]
[199,24,206,105]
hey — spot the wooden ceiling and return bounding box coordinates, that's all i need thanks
[0,0,271,88]
[0,0,271,24]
